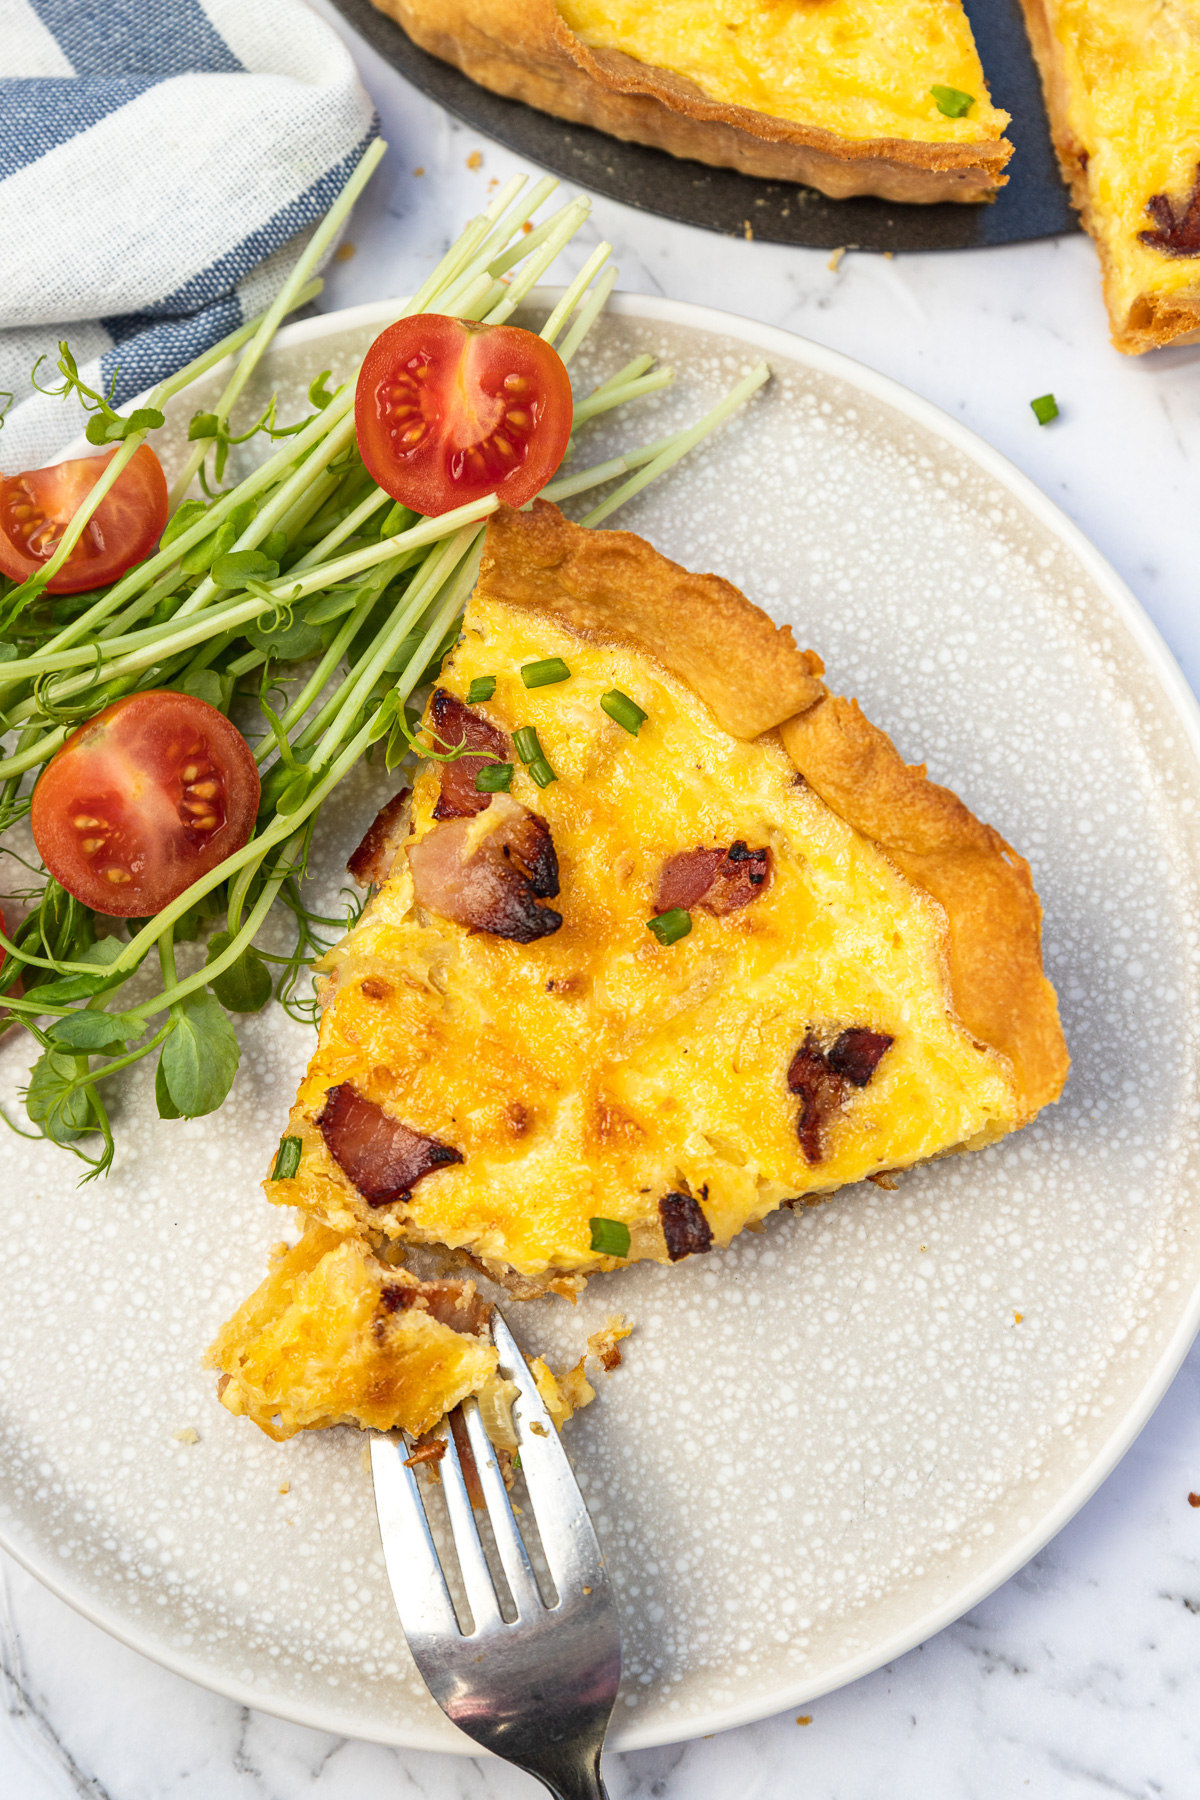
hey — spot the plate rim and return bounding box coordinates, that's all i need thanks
[11,289,1200,1754]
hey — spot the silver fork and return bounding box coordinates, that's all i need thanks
[370,1310,622,1798]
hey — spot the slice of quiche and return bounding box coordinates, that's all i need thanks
[246,504,1066,1335]
[207,1220,499,1439]
[1020,0,1200,352]
[380,0,1012,203]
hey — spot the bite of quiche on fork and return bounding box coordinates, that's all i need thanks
[209,503,1068,1439]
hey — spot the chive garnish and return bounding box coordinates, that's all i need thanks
[467,675,496,704]
[527,756,557,789]
[521,656,571,688]
[475,761,513,793]
[271,1135,302,1180]
[1030,393,1059,425]
[589,1216,631,1257]
[513,725,542,764]
[648,908,692,945]
[601,689,647,736]
[930,84,974,117]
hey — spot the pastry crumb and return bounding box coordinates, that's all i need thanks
[827,247,845,271]
[413,165,425,176]
[467,150,483,170]
[1014,1311,1024,1323]
[587,1314,633,1373]
[172,1427,199,1444]
[743,219,754,240]
[278,1481,290,1495]
[796,1714,812,1726]
[335,242,356,262]
[1188,1491,1200,1507]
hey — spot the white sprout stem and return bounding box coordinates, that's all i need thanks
[483,202,591,326]
[170,408,359,620]
[571,366,674,425]
[148,278,324,409]
[539,243,613,347]
[166,138,387,509]
[2,496,496,708]
[306,527,480,769]
[289,484,395,573]
[555,265,619,365]
[587,354,654,398]
[582,362,771,528]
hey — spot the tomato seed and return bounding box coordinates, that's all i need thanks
[188,779,219,799]
[80,838,105,854]
[192,814,218,831]
[104,868,131,884]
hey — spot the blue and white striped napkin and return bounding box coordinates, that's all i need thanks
[1,0,377,471]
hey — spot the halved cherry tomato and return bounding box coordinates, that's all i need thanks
[355,315,573,516]
[31,692,260,917]
[0,445,168,594]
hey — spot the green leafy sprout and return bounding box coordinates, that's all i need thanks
[0,142,771,1180]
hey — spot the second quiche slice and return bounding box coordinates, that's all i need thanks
[210,502,1067,1440]
[379,0,1012,203]
[1019,0,1200,352]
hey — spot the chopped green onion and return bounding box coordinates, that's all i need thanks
[648,908,692,946]
[930,84,974,117]
[521,656,571,688]
[589,1216,631,1257]
[601,689,647,736]
[1030,393,1059,425]
[467,675,496,704]
[475,761,513,793]
[527,756,557,789]
[513,725,543,764]
[271,1135,302,1180]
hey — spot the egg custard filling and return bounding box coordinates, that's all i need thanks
[557,0,1008,147]
[1020,0,1200,350]
[210,503,1068,1439]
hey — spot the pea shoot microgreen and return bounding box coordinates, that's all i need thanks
[0,155,773,1180]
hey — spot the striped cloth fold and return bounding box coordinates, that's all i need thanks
[0,0,377,471]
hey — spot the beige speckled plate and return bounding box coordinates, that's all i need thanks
[3,295,1199,1754]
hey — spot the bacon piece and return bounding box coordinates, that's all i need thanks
[407,792,562,943]
[381,1278,490,1335]
[655,841,771,916]
[658,1191,713,1261]
[827,1028,893,1087]
[786,1035,844,1164]
[787,1028,893,1163]
[429,689,511,820]
[347,788,411,887]
[317,1082,462,1206]
[404,1437,447,1469]
[1139,169,1200,256]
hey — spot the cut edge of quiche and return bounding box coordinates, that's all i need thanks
[379,0,1013,204]
[1019,0,1200,354]
[209,501,1068,1440]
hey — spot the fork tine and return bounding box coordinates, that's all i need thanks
[438,1414,504,1633]
[461,1397,544,1619]
[369,1435,460,1640]
[491,1311,609,1598]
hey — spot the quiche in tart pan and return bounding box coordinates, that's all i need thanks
[209,505,1068,1440]
[1019,0,1200,352]
[377,0,1013,203]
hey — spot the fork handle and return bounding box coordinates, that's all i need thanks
[522,1747,609,1800]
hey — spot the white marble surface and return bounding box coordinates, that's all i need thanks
[4,4,1200,1793]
